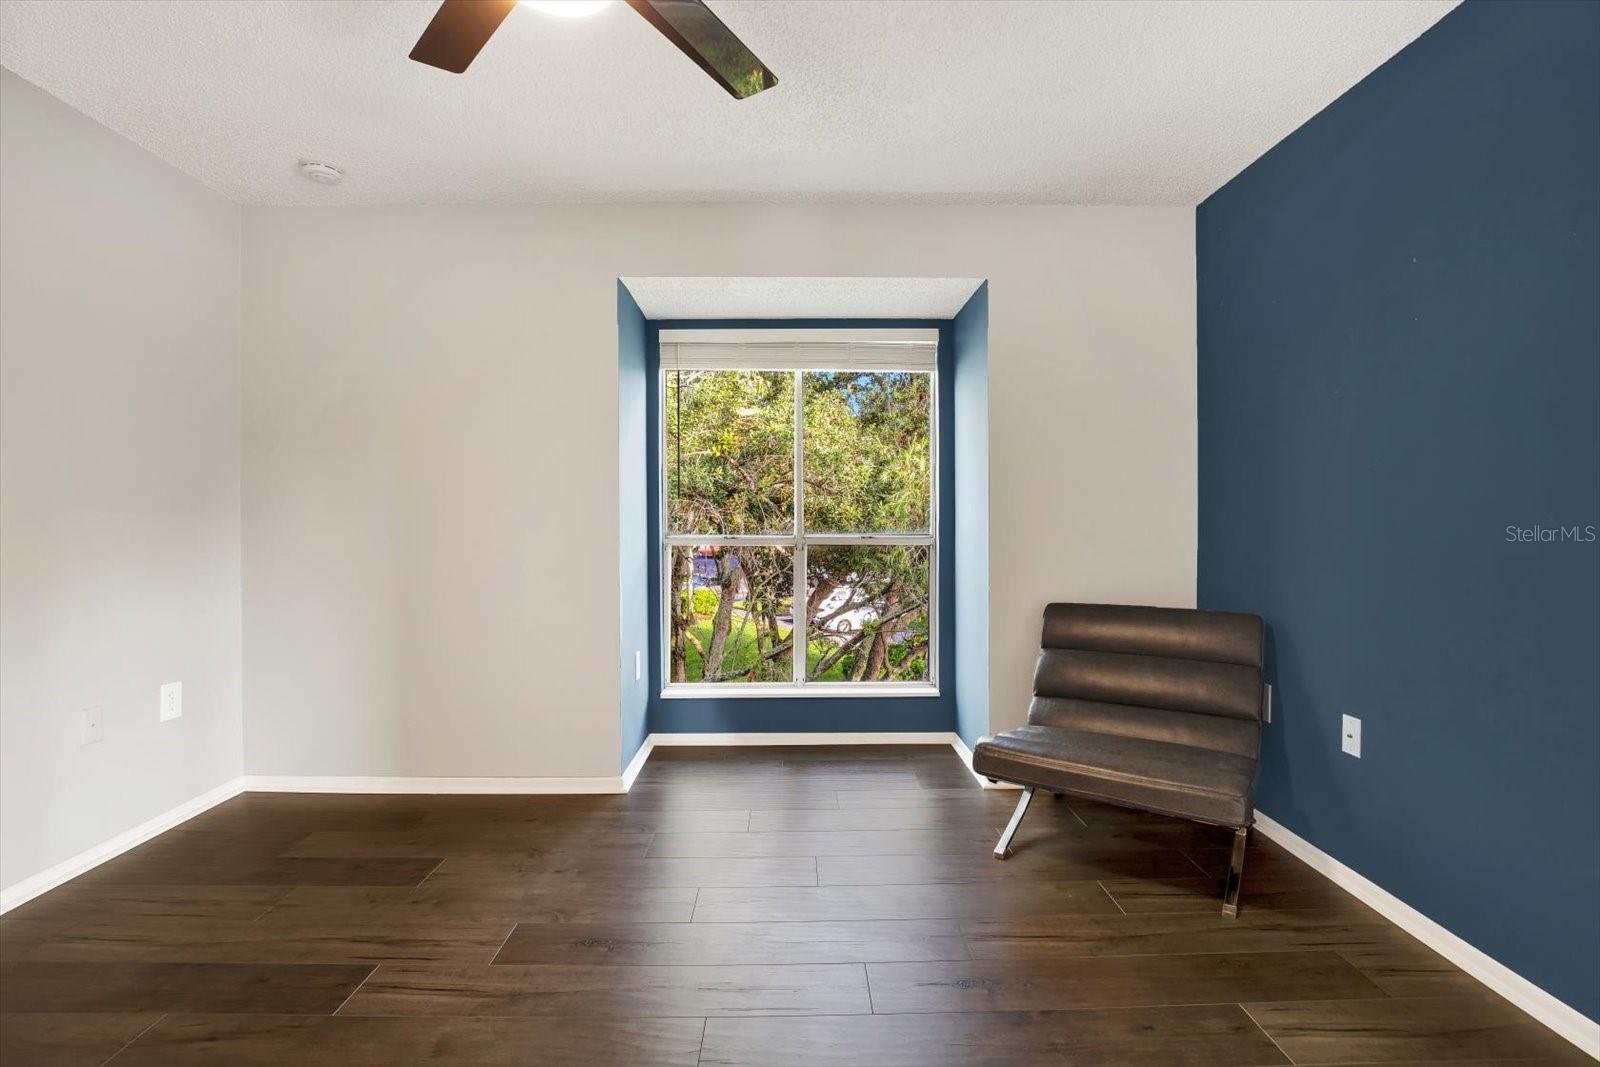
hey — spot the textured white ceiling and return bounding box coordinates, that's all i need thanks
[623,276,984,320]
[0,0,1457,206]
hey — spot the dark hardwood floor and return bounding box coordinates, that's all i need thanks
[0,745,1586,1066]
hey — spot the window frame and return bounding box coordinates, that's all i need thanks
[658,332,940,699]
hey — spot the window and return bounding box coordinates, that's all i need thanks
[661,331,938,695]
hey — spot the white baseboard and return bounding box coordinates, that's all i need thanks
[241,734,957,796]
[240,774,626,795]
[0,776,244,915]
[949,733,1023,789]
[644,731,1024,790]
[1253,811,1599,1060]
[620,735,655,791]
[647,731,956,747]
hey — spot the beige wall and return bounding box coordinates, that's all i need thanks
[241,204,1196,778]
[0,66,1196,835]
[0,71,243,892]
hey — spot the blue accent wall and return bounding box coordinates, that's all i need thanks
[953,285,990,747]
[617,283,651,769]
[646,319,959,734]
[1198,0,1599,1019]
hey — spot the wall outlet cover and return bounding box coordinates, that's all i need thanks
[1341,714,1361,758]
[160,681,182,722]
[82,705,104,745]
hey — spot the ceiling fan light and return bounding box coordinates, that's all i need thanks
[520,0,613,16]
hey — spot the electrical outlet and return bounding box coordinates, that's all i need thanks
[1341,714,1361,758]
[82,706,104,745]
[635,651,642,681]
[160,681,182,722]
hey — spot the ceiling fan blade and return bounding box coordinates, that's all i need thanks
[409,0,518,73]
[627,0,777,99]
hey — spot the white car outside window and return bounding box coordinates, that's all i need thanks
[817,584,878,634]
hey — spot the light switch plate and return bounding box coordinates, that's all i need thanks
[635,651,642,681]
[1341,714,1361,758]
[160,681,182,722]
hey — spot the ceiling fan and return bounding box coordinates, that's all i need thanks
[409,0,778,99]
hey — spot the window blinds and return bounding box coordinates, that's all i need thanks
[659,340,937,372]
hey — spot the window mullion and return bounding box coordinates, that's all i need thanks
[792,369,806,686]
[799,533,935,546]
[663,533,793,546]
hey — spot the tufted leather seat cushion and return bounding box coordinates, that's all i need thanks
[972,724,1257,827]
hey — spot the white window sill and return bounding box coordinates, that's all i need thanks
[659,684,940,700]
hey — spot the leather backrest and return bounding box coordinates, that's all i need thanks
[1029,697,1261,758]
[1031,603,1265,724]
[1040,603,1263,667]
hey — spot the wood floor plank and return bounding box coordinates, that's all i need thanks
[1100,873,1363,914]
[502,808,752,834]
[261,884,700,924]
[422,854,819,889]
[1183,842,1357,886]
[865,951,1385,1013]
[818,847,1203,885]
[25,916,514,964]
[748,807,1012,832]
[342,961,871,1018]
[691,882,1119,923]
[282,829,658,858]
[410,805,749,834]
[1242,995,1584,1063]
[0,1012,161,1067]
[493,919,968,966]
[806,796,1228,857]
[958,909,1404,960]
[2,884,288,925]
[621,788,842,811]
[833,788,1007,808]
[81,855,442,887]
[651,817,1220,859]
[0,917,70,960]
[107,1013,707,1067]
[1031,820,1243,852]
[1062,802,1246,848]
[0,961,374,1014]
[700,1004,1290,1067]
[648,829,1033,858]
[181,799,426,836]
[1335,942,1488,998]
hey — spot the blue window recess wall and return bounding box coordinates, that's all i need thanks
[646,319,958,734]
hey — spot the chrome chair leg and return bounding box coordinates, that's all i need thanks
[1222,824,1249,917]
[993,786,1035,859]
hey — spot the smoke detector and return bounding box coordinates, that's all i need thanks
[299,161,344,186]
